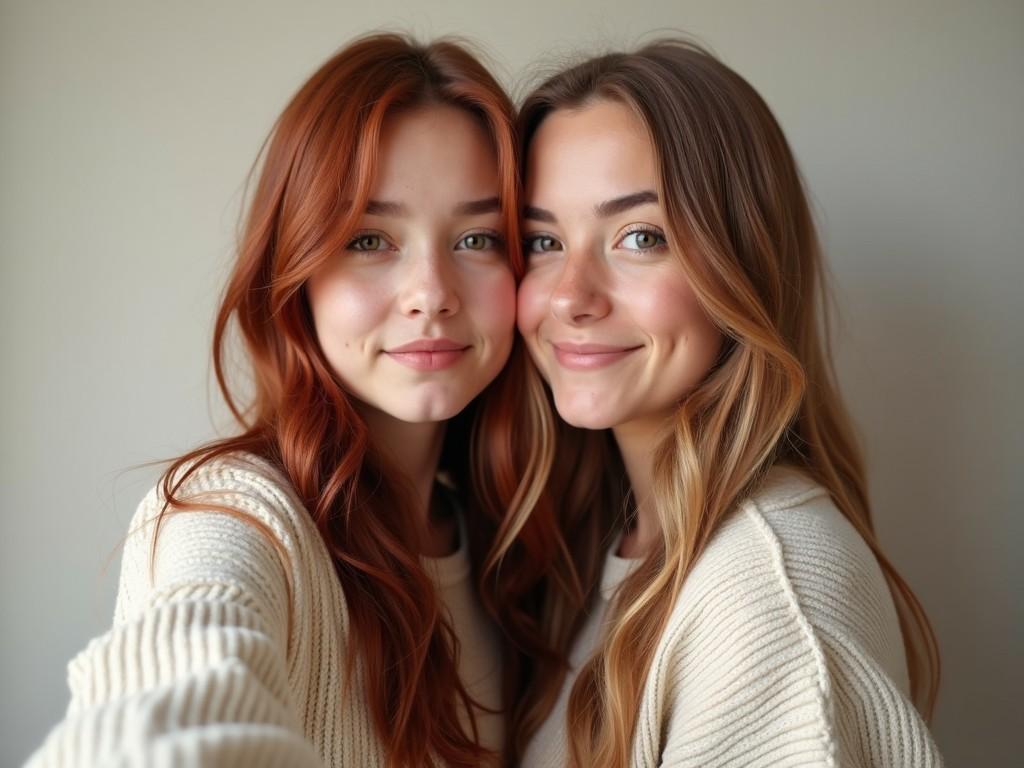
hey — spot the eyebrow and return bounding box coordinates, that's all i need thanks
[454,196,501,216]
[523,190,659,224]
[523,205,556,223]
[365,199,407,217]
[595,190,659,218]
[364,196,501,217]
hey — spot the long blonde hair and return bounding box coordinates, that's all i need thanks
[504,39,940,766]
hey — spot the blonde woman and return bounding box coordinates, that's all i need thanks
[506,40,944,766]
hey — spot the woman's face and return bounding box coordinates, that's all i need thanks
[518,99,723,431]
[307,104,516,424]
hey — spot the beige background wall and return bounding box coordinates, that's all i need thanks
[3,1,1021,764]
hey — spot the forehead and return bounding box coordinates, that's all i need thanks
[525,100,657,206]
[371,103,500,202]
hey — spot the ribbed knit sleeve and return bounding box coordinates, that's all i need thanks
[24,457,325,768]
[647,476,943,768]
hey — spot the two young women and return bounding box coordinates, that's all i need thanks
[28,34,944,768]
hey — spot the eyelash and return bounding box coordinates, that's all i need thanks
[524,234,562,254]
[455,231,504,252]
[522,226,668,255]
[344,230,504,254]
[616,225,668,252]
[346,231,394,252]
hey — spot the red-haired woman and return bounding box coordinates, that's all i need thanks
[506,40,945,766]
[27,34,538,768]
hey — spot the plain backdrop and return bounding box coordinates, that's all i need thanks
[2,1,1021,765]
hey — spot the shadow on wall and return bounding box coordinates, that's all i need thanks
[830,193,1018,766]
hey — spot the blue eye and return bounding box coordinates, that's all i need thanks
[525,235,562,254]
[618,229,667,251]
[456,232,499,251]
[346,233,393,252]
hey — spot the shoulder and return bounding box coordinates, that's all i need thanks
[686,468,891,615]
[39,454,335,767]
[116,451,329,626]
[129,450,318,561]
[744,464,870,564]
[667,466,906,684]
[653,467,846,711]
[741,466,909,685]
[645,467,941,767]
[142,451,310,529]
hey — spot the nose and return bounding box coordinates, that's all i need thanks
[550,254,611,325]
[398,247,460,319]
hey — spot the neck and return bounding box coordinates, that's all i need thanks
[355,403,456,557]
[612,414,665,559]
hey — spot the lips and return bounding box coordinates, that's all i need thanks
[551,341,642,371]
[385,338,470,371]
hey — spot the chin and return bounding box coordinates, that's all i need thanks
[396,396,471,424]
[552,395,618,431]
[560,414,612,430]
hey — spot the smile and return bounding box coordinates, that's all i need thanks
[551,342,642,371]
[385,338,470,371]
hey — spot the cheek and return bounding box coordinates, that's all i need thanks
[516,271,550,336]
[636,274,723,374]
[468,267,517,336]
[308,271,390,347]
[621,270,707,337]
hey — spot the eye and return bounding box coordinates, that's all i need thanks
[346,233,393,252]
[524,235,563,254]
[455,232,500,251]
[617,228,667,252]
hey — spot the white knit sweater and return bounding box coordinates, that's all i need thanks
[522,466,944,767]
[25,452,503,767]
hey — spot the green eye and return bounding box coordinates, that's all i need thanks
[619,229,667,251]
[347,234,389,251]
[457,233,496,251]
[526,235,562,254]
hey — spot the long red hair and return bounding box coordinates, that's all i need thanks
[147,33,539,768]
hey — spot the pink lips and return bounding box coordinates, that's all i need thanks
[551,341,642,370]
[385,338,470,371]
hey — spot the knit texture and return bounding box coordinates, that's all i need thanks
[522,466,944,767]
[25,452,502,767]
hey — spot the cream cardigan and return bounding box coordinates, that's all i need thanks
[25,452,503,767]
[522,466,944,767]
